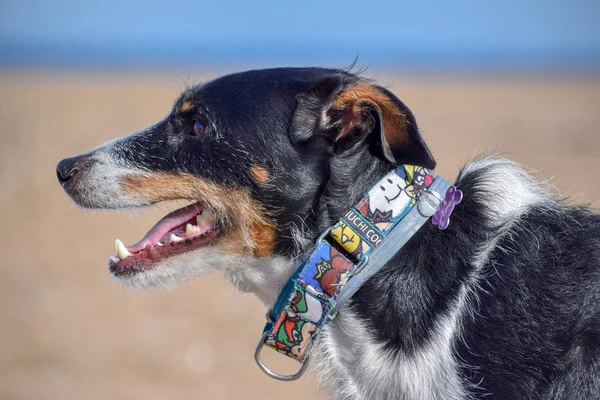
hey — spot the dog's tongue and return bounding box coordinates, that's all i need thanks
[127,203,204,253]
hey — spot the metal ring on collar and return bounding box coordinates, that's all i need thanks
[254,331,310,381]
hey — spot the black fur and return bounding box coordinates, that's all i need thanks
[353,164,600,398]
[57,67,600,399]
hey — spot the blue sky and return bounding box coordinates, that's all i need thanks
[1,0,599,70]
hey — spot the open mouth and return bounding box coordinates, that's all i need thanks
[109,202,222,277]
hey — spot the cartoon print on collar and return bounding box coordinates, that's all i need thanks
[299,245,354,300]
[330,222,361,253]
[358,166,434,230]
[405,165,434,197]
[270,313,317,360]
[367,169,410,223]
[265,244,356,362]
[290,285,325,323]
[314,249,352,297]
[330,221,368,259]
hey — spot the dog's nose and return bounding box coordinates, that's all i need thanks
[56,157,80,184]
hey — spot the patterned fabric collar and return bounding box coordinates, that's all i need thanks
[254,165,462,381]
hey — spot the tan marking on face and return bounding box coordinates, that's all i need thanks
[332,81,409,145]
[250,165,270,184]
[218,223,275,258]
[248,218,276,257]
[121,172,276,257]
[180,100,194,113]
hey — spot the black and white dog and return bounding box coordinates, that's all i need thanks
[56,68,600,399]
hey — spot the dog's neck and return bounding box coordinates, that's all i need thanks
[224,155,395,307]
[184,154,564,400]
[230,157,549,399]
[220,252,298,306]
[317,152,393,231]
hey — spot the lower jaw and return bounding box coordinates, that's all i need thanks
[109,227,223,278]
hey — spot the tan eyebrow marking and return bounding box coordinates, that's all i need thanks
[180,100,194,113]
[251,165,270,184]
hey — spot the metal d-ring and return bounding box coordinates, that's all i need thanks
[254,331,310,381]
[264,308,274,324]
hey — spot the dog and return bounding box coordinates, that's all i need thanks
[56,67,600,399]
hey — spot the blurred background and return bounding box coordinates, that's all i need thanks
[0,1,599,399]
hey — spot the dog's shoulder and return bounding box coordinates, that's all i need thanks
[456,156,600,399]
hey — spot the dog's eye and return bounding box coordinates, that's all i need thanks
[192,118,207,136]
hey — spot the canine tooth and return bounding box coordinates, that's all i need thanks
[186,223,200,235]
[115,239,132,260]
[170,233,184,243]
[156,242,164,247]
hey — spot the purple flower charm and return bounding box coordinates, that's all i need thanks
[432,186,463,230]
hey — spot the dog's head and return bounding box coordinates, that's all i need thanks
[56,68,435,300]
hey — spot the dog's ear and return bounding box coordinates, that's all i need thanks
[291,79,436,169]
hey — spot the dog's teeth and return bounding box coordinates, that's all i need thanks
[156,242,164,247]
[115,239,132,260]
[196,209,215,229]
[109,255,120,264]
[197,208,213,221]
[170,233,184,243]
[186,223,200,235]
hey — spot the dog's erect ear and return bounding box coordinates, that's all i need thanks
[291,79,436,169]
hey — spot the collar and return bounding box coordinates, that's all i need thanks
[254,165,462,381]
